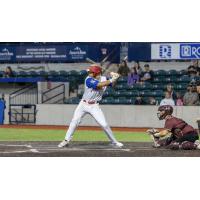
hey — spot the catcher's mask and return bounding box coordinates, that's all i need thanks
[87,65,102,76]
[157,105,173,120]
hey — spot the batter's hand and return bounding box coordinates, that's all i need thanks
[110,72,120,83]
[110,72,120,79]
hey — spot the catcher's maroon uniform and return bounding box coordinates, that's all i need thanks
[163,116,199,149]
[165,116,197,139]
[155,105,199,150]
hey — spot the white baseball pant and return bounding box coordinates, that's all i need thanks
[64,100,118,143]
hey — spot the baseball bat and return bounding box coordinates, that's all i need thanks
[123,56,128,61]
[86,57,108,73]
[100,46,118,66]
[86,57,96,64]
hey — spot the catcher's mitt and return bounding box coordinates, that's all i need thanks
[146,128,171,138]
[146,128,159,135]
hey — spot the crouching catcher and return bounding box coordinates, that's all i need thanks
[146,105,200,150]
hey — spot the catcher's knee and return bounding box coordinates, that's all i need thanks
[180,141,197,150]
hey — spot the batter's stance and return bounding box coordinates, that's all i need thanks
[58,65,123,148]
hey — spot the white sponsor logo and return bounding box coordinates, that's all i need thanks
[69,47,86,56]
[0,48,14,60]
[159,45,171,58]
[181,45,191,57]
[180,45,200,58]
[0,48,14,56]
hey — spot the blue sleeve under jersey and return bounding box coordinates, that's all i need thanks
[86,77,99,89]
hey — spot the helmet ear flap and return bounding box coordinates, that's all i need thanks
[157,112,161,120]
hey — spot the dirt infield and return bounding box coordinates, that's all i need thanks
[0,141,200,157]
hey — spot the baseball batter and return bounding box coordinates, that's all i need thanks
[147,105,200,150]
[58,65,123,148]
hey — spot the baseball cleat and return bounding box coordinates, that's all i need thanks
[152,143,161,148]
[58,140,70,148]
[194,140,200,149]
[110,142,124,148]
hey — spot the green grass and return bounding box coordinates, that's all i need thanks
[0,128,151,142]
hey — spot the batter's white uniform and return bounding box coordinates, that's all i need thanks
[64,75,119,144]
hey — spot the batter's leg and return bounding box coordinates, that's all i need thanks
[65,104,86,141]
[58,103,86,147]
[90,105,123,147]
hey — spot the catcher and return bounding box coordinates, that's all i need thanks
[146,105,200,150]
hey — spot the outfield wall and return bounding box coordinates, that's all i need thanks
[35,105,200,129]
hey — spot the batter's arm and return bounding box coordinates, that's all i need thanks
[96,80,112,89]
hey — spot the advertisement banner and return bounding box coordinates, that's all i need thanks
[16,45,89,62]
[151,43,180,59]
[151,43,200,60]
[180,43,200,59]
[0,43,120,63]
[16,45,68,61]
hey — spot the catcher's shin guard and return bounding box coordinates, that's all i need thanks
[180,141,197,150]
[168,142,180,150]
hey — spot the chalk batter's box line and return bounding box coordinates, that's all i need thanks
[0,143,131,153]
[0,144,32,148]
[30,146,131,152]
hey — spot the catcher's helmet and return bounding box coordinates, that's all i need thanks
[87,65,102,75]
[157,105,173,120]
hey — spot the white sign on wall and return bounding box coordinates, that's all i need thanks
[151,43,180,59]
[151,43,200,60]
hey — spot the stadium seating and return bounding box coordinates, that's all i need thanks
[150,90,164,97]
[56,69,192,104]
[139,90,151,97]
[0,68,194,105]
[117,76,128,83]
[177,75,191,83]
[26,71,39,77]
[124,90,139,97]
[166,70,178,76]
[152,84,164,90]
[17,71,28,77]
[48,70,59,77]
[153,70,167,76]
[38,70,48,76]
[64,97,80,104]
[115,83,128,90]
[113,90,127,97]
[101,97,115,104]
[58,70,69,77]
[177,70,187,76]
